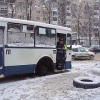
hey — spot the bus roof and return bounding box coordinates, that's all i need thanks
[0,17,71,31]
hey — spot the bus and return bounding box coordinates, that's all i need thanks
[0,17,72,78]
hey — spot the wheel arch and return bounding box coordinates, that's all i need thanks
[89,55,94,60]
[35,56,54,74]
[72,55,76,60]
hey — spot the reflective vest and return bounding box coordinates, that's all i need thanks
[57,42,67,53]
[63,44,67,50]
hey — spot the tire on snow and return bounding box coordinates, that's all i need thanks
[73,77,100,89]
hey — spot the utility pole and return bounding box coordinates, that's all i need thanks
[11,4,14,18]
[48,3,51,24]
[89,16,91,46]
[29,0,32,20]
[77,15,80,44]
[77,3,81,45]
[43,2,51,24]
[8,0,15,18]
[27,0,32,20]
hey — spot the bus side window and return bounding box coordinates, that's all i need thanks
[47,28,56,47]
[7,23,34,46]
[35,26,56,48]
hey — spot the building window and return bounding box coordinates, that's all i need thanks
[66,7,70,10]
[66,13,71,16]
[66,1,71,5]
[36,17,40,20]
[17,7,25,13]
[51,2,57,8]
[53,11,57,16]
[94,6,99,10]
[36,11,40,14]
[0,0,4,2]
[43,18,46,21]
[18,15,24,19]
[94,0,99,2]
[1,8,4,9]
[66,25,71,28]
[0,10,7,13]
[18,2,24,6]
[53,17,57,21]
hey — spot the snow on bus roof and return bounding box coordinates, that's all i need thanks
[0,17,71,31]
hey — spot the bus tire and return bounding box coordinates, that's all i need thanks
[38,65,48,76]
[72,55,75,60]
[73,77,100,89]
[89,55,94,60]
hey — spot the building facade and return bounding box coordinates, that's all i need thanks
[93,0,100,45]
[14,0,47,23]
[93,0,100,36]
[7,0,16,18]
[0,0,7,17]
[14,0,27,19]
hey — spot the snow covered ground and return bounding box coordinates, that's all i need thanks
[0,60,100,100]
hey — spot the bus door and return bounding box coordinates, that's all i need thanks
[56,33,72,70]
[0,27,4,76]
[65,33,72,69]
[56,33,66,70]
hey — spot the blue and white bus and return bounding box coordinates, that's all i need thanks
[0,17,72,78]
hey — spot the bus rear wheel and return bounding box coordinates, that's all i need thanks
[37,65,48,76]
[89,55,94,60]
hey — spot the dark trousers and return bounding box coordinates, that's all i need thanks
[56,52,65,70]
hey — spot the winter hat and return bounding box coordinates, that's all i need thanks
[59,38,63,41]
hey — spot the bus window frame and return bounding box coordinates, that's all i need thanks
[7,22,34,46]
[34,26,56,48]
[67,33,72,50]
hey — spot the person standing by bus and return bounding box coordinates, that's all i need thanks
[56,38,67,70]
